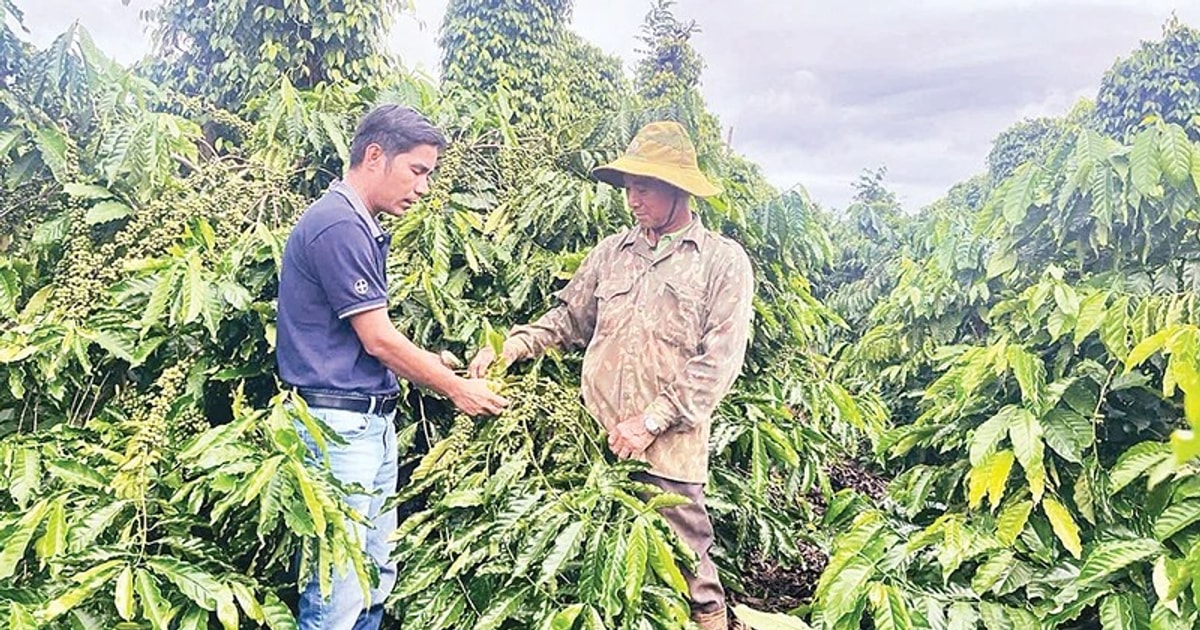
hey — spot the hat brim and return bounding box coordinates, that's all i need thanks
[592,155,722,198]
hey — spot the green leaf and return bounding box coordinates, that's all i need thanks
[0,265,20,319]
[115,565,135,621]
[1157,124,1192,187]
[1149,601,1190,630]
[947,602,980,630]
[1004,607,1041,630]
[1100,592,1150,630]
[178,606,208,630]
[1006,346,1045,410]
[1043,497,1083,559]
[8,603,37,630]
[1109,442,1172,494]
[441,488,484,509]
[540,604,586,630]
[731,604,813,630]
[971,406,1018,466]
[1075,292,1110,345]
[986,247,1017,279]
[216,586,240,630]
[1008,408,1046,502]
[262,591,298,630]
[1003,163,1041,223]
[8,446,40,510]
[1192,142,1200,194]
[182,252,206,325]
[968,449,1014,510]
[624,518,649,606]
[867,583,911,630]
[0,500,49,580]
[1131,127,1164,198]
[971,550,1015,595]
[146,556,224,610]
[84,200,133,225]
[135,570,171,630]
[141,269,177,333]
[1053,284,1081,318]
[41,559,124,620]
[646,522,688,594]
[1042,408,1093,464]
[475,587,528,630]
[34,497,67,561]
[33,125,72,182]
[1171,429,1200,465]
[69,500,130,553]
[979,601,1010,630]
[1127,329,1172,371]
[82,328,139,364]
[997,500,1033,546]
[539,520,585,587]
[1101,297,1131,360]
[62,182,114,199]
[45,458,108,489]
[1078,539,1161,585]
[1153,499,1200,541]
[289,460,327,536]
[645,492,692,512]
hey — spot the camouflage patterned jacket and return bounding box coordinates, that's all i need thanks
[505,219,754,483]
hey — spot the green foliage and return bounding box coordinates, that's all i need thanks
[0,0,27,85]
[0,7,879,628]
[635,0,705,103]
[558,33,628,128]
[387,373,694,629]
[439,0,573,123]
[1095,15,1200,140]
[816,167,906,328]
[816,111,1200,628]
[986,116,1075,184]
[148,0,407,111]
[0,388,368,628]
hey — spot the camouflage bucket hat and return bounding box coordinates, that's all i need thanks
[592,121,722,198]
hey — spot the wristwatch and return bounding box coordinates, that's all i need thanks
[643,414,665,436]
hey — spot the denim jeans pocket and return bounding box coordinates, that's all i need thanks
[310,407,372,441]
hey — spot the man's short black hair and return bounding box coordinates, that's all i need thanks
[348,105,447,168]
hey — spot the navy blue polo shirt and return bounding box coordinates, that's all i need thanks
[276,182,399,395]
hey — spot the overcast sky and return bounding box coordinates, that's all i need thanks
[12,0,1200,209]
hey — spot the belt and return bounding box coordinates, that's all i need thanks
[293,388,400,415]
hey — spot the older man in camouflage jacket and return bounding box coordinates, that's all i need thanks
[470,121,754,630]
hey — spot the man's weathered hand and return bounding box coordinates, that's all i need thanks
[608,416,656,460]
[468,346,518,379]
[467,347,497,379]
[450,378,509,416]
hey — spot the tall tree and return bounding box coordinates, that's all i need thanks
[986,100,1094,185]
[147,0,405,111]
[1095,15,1200,140]
[439,0,573,122]
[634,0,703,103]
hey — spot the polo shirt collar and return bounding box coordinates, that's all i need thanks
[330,180,384,239]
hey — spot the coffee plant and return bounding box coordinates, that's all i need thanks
[3,2,1199,629]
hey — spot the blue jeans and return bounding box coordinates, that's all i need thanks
[295,407,398,630]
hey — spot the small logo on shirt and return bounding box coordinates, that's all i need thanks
[353,279,369,295]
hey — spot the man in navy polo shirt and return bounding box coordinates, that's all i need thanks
[277,104,508,630]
